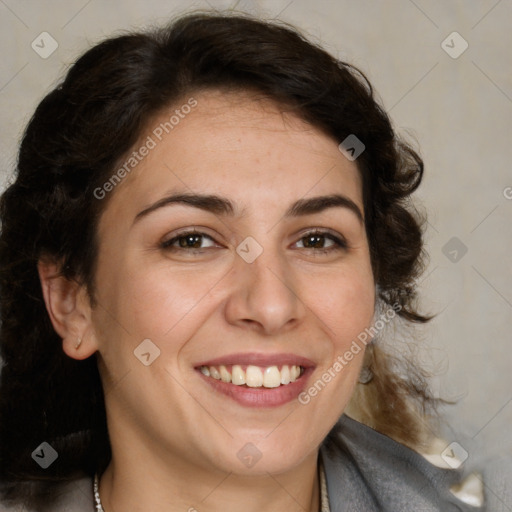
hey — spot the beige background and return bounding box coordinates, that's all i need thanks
[1,0,511,468]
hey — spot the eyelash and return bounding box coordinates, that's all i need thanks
[161,229,348,255]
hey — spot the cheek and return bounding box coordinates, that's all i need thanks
[307,266,375,343]
[92,259,224,354]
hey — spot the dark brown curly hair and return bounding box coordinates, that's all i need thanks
[0,10,440,508]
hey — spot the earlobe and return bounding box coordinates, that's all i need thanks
[37,259,97,360]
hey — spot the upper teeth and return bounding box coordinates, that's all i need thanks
[199,364,303,388]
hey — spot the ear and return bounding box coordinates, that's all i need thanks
[37,259,98,360]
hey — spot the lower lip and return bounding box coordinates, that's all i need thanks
[196,367,314,408]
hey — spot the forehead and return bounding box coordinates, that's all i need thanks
[98,89,363,228]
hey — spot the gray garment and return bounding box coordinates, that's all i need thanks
[321,415,497,511]
[1,414,511,511]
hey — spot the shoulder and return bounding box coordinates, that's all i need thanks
[320,414,512,512]
[0,476,93,512]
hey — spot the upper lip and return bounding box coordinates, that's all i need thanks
[195,352,315,368]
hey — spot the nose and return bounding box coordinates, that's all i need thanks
[223,243,306,336]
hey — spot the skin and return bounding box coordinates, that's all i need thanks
[39,89,376,512]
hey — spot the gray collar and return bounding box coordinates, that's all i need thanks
[319,414,484,511]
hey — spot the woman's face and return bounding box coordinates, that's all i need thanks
[87,89,375,475]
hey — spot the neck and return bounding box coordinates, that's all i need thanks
[98,434,320,512]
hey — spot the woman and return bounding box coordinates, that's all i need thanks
[0,10,507,511]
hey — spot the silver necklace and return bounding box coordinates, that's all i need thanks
[93,473,105,512]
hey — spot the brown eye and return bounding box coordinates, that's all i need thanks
[161,231,217,251]
[295,230,347,252]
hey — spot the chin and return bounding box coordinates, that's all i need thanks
[206,428,318,476]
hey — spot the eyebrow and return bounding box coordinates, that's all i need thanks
[133,192,364,224]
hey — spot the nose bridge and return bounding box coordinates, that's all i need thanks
[226,234,303,334]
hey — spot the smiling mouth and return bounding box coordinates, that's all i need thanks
[198,364,305,388]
